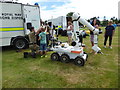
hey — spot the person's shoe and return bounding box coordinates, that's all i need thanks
[44,55,47,57]
[104,46,106,48]
[40,55,44,58]
[109,46,112,49]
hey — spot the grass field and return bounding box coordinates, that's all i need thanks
[2,27,119,88]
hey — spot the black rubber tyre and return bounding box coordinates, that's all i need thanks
[51,52,60,61]
[13,38,28,49]
[60,54,70,63]
[74,56,85,66]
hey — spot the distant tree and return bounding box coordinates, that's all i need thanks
[110,17,119,24]
[97,16,100,20]
[110,17,115,21]
[66,12,74,17]
[102,20,108,26]
[104,16,106,20]
[113,16,115,20]
[110,17,114,21]
[114,18,118,24]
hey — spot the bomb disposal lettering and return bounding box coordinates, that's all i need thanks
[0,13,23,20]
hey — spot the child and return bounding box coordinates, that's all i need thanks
[104,21,115,49]
[38,27,47,57]
[66,21,73,45]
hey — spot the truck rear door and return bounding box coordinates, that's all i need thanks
[23,5,41,34]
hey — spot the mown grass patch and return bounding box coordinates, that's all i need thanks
[2,27,119,88]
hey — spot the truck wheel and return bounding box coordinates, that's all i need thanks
[51,52,60,61]
[60,54,70,63]
[13,38,27,49]
[74,57,85,66]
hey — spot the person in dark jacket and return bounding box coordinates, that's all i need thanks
[104,21,115,49]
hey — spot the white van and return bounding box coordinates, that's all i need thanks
[0,1,41,49]
[48,16,68,31]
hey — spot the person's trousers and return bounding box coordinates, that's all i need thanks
[104,35,113,46]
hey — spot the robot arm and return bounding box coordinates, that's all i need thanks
[72,12,102,53]
[72,13,99,34]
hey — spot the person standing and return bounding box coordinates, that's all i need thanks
[24,27,39,58]
[104,21,115,49]
[90,18,100,46]
[66,21,73,45]
[46,24,51,47]
[38,27,47,57]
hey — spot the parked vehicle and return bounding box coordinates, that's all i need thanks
[0,1,41,49]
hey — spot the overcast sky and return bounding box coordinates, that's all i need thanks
[17,0,119,21]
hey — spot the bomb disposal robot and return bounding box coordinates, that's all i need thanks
[50,12,102,66]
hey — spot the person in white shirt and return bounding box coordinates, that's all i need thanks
[66,21,73,45]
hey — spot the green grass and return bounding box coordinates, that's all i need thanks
[2,27,119,88]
